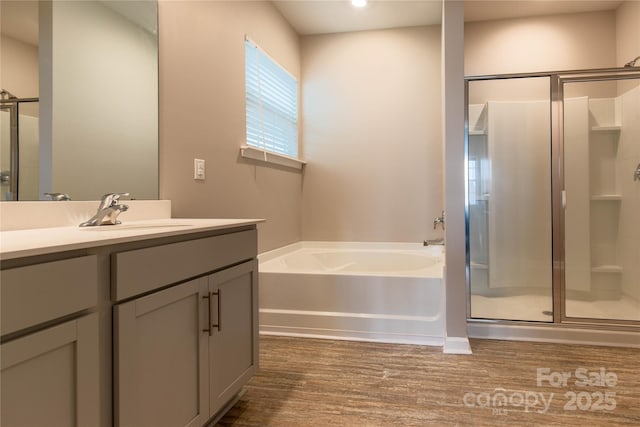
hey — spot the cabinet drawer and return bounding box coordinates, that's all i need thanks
[112,229,257,301]
[1,255,98,336]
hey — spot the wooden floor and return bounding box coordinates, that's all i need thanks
[217,335,640,427]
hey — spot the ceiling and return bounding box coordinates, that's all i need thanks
[274,0,624,35]
[0,0,156,47]
[464,0,623,23]
[1,1,625,45]
[273,1,443,35]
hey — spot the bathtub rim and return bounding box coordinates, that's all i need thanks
[259,240,444,261]
[259,241,445,278]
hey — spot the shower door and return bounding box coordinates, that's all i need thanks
[466,77,554,322]
[466,69,640,327]
[561,74,640,323]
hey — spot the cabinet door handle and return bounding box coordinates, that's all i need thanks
[202,293,212,336]
[212,290,221,331]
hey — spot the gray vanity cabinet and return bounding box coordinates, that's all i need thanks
[113,229,259,427]
[114,277,209,427]
[208,260,259,415]
[0,255,100,427]
[1,314,100,427]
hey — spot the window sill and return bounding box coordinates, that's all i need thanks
[240,146,306,170]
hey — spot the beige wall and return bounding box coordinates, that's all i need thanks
[0,35,38,99]
[300,26,442,243]
[158,0,302,253]
[616,0,640,67]
[465,10,618,103]
[465,10,617,76]
[616,0,640,95]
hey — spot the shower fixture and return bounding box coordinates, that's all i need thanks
[433,211,445,230]
[624,56,640,67]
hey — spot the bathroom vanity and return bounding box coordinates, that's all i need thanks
[0,214,262,427]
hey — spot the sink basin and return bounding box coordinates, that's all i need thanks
[79,222,193,231]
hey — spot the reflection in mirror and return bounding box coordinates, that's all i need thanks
[0,0,158,201]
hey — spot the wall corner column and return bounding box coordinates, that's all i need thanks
[442,0,471,354]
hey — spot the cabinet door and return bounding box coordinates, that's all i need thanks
[209,260,259,416]
[1,313,99,427]
[114,278,208,427]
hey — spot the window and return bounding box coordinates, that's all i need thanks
[244,38,298,158]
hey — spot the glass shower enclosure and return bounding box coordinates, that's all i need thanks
[0,95,39,201]
[466,68,640,327]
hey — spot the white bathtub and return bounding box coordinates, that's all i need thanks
[258,241,445,346]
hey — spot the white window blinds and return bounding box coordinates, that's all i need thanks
[245,38,298,158]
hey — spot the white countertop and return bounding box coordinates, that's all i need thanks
[0,218,264,261]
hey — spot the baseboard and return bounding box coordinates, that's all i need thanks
[468,322,640,348]
[260,308,444,347]
[260,326,444,347]
[443,336,473,354]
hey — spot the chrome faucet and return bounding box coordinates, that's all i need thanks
[79,193,129,227]
[433,210,445,230]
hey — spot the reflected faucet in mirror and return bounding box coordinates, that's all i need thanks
[44,192,71,201]
[79,193,130,227]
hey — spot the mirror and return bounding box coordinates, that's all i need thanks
[0,0,158,201]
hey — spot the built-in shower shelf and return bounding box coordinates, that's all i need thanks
[590,195,622,201]
[591,265,622,273]
[469,129,487,136]
[590,126,621,132]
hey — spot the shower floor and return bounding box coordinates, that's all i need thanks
[471,293,640,322]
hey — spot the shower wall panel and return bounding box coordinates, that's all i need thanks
[564,97,591,292]
[618,85,640,301]
[564,82,639,317]
[487,101,552,289]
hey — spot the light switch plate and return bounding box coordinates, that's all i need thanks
[194,158,205,180]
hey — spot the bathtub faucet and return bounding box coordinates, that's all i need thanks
[433,211,445,230]
[423,238,444,246]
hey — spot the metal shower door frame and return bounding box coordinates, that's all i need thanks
[553,69,640,328]
[0,100,19,200]
[0,97,39,201]
[465,67,640,330]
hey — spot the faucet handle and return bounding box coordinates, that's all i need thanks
[433,210,445,230]
[100,192,130,207]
